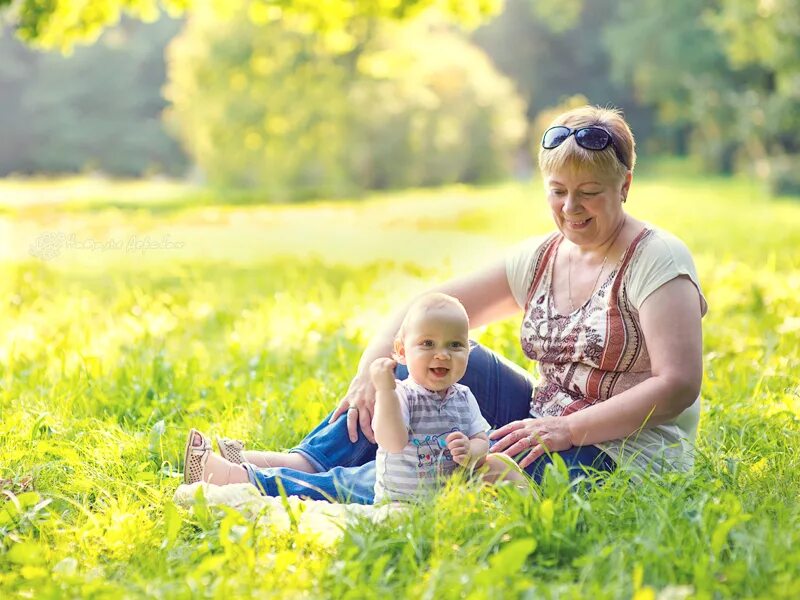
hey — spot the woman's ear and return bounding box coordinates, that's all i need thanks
[621,170,632,202]
[392,338,407,365]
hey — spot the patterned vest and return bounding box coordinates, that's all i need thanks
[522,228,654,417]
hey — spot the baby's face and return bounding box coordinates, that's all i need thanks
[397,306,469,392]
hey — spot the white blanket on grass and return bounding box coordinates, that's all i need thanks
[173,483,402,545]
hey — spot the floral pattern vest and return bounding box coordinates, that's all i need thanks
[522,228,655,417]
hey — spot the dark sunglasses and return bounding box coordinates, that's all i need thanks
[541,125,628,168]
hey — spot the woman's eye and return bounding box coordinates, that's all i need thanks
[551,189,566,196]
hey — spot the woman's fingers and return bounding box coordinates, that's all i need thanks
[518,445,546,469]
[358,406,375,444]
[346,405,360,443]
[331,375,378,443]
[329,397,350,424]
[490,427,529,453]
[500,437,534,458]
[489,419,525,440]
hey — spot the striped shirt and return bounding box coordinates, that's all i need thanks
[373,379,490,503]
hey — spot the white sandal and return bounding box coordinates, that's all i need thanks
[183,429,212,484]
[216,437,245,465]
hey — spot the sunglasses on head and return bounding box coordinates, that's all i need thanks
[541,125,628,168]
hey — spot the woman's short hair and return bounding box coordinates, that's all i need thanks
[538,105,636,180]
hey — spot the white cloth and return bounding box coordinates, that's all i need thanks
[173,482,403,545]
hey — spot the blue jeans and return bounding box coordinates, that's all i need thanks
[244,341,615,503]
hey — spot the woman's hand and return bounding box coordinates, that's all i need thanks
[329,373,378,443]
[489,417,573,469]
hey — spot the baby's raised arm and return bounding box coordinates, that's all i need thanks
[370,358,408,453]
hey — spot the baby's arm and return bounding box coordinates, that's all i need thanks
[450,431,528,484]
[370,358,408,453]
[468,432,490,464]
[446,431,489,468]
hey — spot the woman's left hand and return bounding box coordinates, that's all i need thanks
[489,417,574,470]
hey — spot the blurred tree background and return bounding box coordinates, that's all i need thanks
[164,2,525,198]
[1,0,798,197]
[0,16,187,176]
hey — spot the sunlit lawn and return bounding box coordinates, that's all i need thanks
[1,169,799,598]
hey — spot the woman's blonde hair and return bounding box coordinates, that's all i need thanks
[538,105,636,180]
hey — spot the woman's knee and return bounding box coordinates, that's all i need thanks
[293,410,378,471]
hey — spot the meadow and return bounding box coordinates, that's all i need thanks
[1,169,799,599]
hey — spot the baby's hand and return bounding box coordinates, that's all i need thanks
[445,431,471,466]
[369,357,397,392]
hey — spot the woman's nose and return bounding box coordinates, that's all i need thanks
[563,192,579,212]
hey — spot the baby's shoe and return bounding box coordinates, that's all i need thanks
[216,436,245,464]
[184,429,212,485]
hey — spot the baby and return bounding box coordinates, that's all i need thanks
[183,293,525,500]
[370,292,524,502]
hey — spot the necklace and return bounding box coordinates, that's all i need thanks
[567,216,627,313]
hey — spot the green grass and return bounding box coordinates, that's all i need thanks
[1,171,799,598]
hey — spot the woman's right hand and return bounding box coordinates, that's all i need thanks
[329,373,377,443]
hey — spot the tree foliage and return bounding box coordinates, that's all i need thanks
[473,0,648,143]
[164,1,526,198]
[0,18,186,176]
[1,0,501,52]
[4,0,799,195]
[474,0,799,191]
[605,0,800,186]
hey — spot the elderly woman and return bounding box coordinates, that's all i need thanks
[184,105,707,501]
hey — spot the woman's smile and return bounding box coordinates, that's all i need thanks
[565,217,592,229]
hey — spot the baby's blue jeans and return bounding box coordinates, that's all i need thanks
[244,341,615,503]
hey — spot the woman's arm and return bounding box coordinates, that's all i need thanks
[490,276,703,466]
[566,275,703,445]
[332,259,522,442]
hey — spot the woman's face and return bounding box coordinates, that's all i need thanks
[544,167,631,250]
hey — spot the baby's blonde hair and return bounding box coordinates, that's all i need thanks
[538,105,636,181]
[395,293,469,344]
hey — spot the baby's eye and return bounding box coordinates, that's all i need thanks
[450,341,465,349]
[420,340,434,347]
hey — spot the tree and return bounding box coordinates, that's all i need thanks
[606,0,800,180]
[164,2,526,197]
[0,0,502,52]
[0,18,187,176]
